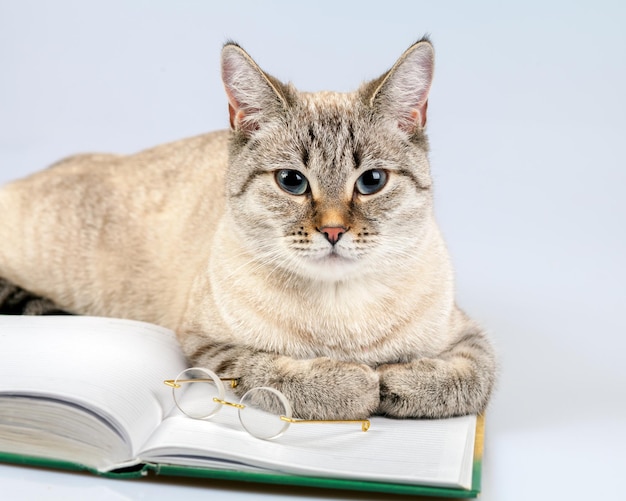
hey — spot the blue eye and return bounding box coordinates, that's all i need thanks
[356,169,387,195]
[276,169,309,195]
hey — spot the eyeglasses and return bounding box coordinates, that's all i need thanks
[164,367,370,440]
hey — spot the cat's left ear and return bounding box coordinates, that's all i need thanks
[367,39,434,134]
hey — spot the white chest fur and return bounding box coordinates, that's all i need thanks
[206,220,455,366]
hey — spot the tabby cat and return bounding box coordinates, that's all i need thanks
[0,38,496,420]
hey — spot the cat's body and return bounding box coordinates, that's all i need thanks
[0,39,496,420]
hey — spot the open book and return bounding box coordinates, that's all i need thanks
[0,315,483,498]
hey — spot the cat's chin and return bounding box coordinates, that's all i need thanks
[301,254,362,282]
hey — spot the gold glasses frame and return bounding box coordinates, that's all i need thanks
[164,367,370,440]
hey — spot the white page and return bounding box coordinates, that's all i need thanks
[141,391,476,489]
[0,315,188,465]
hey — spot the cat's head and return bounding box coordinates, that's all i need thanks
[221,39,436,282]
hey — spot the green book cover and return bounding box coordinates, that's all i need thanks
[0,451,482,499]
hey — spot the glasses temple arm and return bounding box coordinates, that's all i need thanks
[280,416,371,432]
[163,377,239,389]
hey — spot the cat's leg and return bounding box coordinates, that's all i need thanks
[0,277,69,315]
[188,342,380,420]
[376,312,496,418]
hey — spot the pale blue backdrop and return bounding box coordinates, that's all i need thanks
[1,1,625,500]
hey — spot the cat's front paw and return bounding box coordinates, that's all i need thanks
[377,360,466,418]
[377,359,488,418]
[268,358,380,420]
[377,361,438,418]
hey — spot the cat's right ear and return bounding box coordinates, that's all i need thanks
[221,43,288,135]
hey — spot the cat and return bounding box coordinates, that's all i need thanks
[0,277,68,315]
[0,38,496,420]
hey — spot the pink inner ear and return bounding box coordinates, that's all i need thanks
[228,104,260,133]
[222,67,261,133]
[222,56,247,132]
[400,100,428,133]
[419,100,428,128]
[387,42,434,134]
[224,83,242,130]
[224,87,258,133]
[228,103,236,129]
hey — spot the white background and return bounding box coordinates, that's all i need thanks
[1,1,625,500]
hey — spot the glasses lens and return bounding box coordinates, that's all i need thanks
[238,387,292,440]
[172,367,223,419]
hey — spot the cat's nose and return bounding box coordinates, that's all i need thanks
[319,226,347,245]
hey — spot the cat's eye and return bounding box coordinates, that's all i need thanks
[355,169,388,195]
[275,169,309,196]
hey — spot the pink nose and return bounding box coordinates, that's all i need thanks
[320,226,347,245]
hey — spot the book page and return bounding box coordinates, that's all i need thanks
[0,315,188,468]
[141,386,476,489]
[0,396,131,471]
